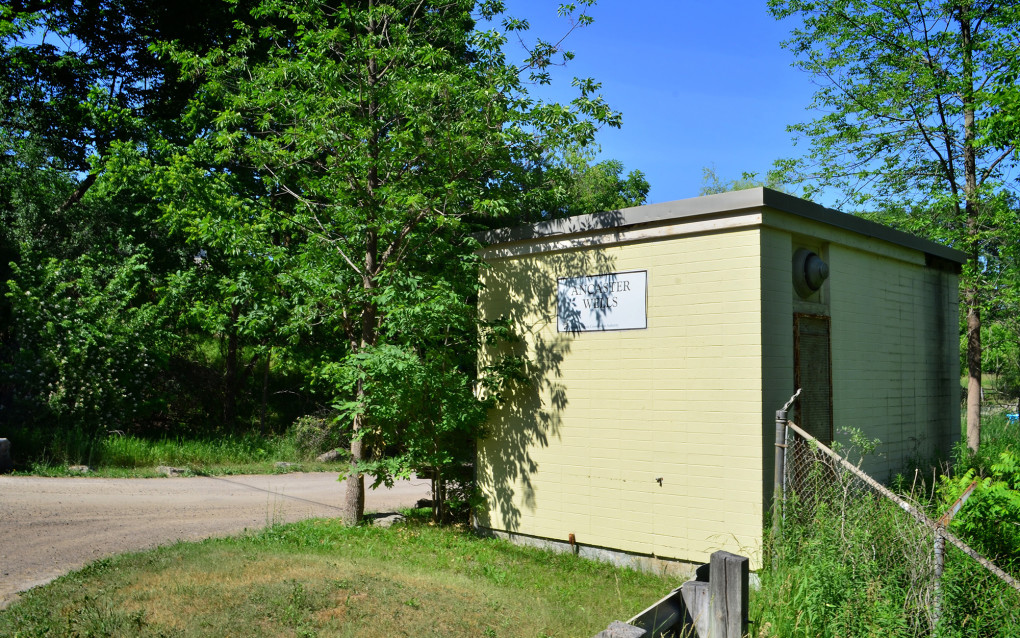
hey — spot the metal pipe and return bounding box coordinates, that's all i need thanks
[934,479,979,631]
[773,390,801,539]
[773,408,787,537]
[934,528,945,629]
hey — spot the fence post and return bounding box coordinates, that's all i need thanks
[773,408,787,539]
[773,390,800,539]
[708,551,749,638]
[933,527,945,629]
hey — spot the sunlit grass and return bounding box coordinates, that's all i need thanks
[0,518,679,637]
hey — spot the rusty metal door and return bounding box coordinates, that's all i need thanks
[794,314,833,444]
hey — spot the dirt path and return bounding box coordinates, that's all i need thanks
[0,472,431,609]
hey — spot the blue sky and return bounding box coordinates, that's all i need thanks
[498,1,820,205]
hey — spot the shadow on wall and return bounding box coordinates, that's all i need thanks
[477,210,625,533]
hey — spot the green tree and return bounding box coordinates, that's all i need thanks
[0,0,241,432]
[0,0,238,211]
[699,164,791,196]
[160,0,625,523]
[514,146,648,223]
[1,1,315,436]
[768,0,1020,451]
[983,215,1020,413]
[3,251,169,433]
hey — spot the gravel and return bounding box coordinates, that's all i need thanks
[0,472,431,609]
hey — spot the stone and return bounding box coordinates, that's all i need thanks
[0,438,12,473]
[274,462,298,470]
[155,465,186,477]
[316,449,342,463]
[592,620,647,638]
[68,465,90,474]
[372,514,405,528]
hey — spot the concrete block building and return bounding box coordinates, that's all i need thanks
[474,188,964,569]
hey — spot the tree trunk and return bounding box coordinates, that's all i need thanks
[341,411,366,525]
[259,347,271,436]
[223,303,240,427]
[958,4,981,451]
[340,3,381,525]
[966,290,982,451]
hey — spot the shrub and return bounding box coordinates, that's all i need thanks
[2,250,168,434]
[289,413,349,458]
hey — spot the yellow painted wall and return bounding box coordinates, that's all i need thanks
[477,206,959,572]
[761,211,960,479]
[826,244,960,478]
[759,227,795,512]
[477,228,766,567]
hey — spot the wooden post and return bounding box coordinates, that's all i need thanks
[708,551,749,638]
[681,580,709,638]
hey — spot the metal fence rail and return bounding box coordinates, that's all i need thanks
[776,413,1020,635]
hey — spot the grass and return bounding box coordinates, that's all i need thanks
[751,413,1020,638]
[0,516,679,638]
[5,427,347,477]
[959,411,1020,476]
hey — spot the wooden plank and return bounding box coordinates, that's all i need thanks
[592,620,647,638]
[708,551,749,638]
[627,588,685,636]
[681,580,709,638]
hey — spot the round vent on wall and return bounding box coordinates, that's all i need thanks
[793,249,829,298]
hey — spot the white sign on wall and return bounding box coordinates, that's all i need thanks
[557,270,647,332]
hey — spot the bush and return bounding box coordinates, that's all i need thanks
[289,413,349,458]
[2,250,168,434]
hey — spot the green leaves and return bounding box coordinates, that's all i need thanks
[1,0,638,517]
[770,0,1020,449]
[769,0,1020,210]
[941,453,1020,569]
[3,250,168,432]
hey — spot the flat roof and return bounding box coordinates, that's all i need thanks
[477,187,968,264]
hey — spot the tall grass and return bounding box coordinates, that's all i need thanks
[5,426,330,474]
[754,480,925,636]
[753,418,1020,638]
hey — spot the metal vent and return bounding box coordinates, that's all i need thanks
[793,249,829,298]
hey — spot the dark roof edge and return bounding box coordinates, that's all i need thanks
[477,187,968,265]
[759,188,967,264]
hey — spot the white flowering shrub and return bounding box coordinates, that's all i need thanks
[3,250,168,433]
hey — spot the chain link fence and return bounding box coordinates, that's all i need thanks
[777,419,1020,637]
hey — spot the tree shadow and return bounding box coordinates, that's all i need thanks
[475,209,627,533]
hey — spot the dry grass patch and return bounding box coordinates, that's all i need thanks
[0,518,680,637]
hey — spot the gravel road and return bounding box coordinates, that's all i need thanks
[0,472,431,609]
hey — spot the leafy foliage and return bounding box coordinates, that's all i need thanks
[3,251,167,433]
[698,164,792,196]
[2,0,646,523]
[145,0,634,521]
[768,0,1020,450]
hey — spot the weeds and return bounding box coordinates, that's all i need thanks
[755,417,1020,637]
[5,426,345,475]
